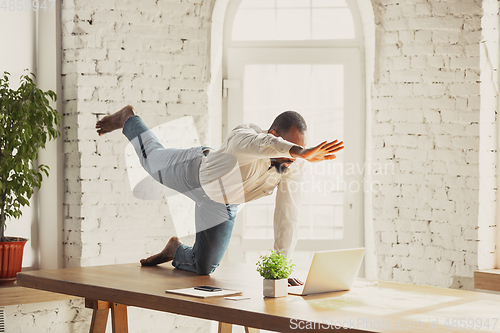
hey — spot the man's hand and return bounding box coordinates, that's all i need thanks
[288,277,304,287]
[290,140,344,162]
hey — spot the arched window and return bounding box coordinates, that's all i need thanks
[222,0,365,270]
[232,0,356,41]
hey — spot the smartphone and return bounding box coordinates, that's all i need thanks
[194,285,223,292]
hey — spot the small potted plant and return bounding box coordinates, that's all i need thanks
[0,71,60,284]
[256,249,295,298]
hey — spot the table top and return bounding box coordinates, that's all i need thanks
[0,283,79,307]
[475,269,500,292]
[17,263,500,333]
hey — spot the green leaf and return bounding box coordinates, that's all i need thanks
[0,71,60,240]
[256,250,295,280]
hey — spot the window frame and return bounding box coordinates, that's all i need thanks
[226,0,364,45]
[222,0,366,269]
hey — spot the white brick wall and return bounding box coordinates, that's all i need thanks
[371,0,496,290]
[61,0,214,266]
[4,299,214,333]
[8,0,499,331]
[60,0,216,331]
[5,300,91,333]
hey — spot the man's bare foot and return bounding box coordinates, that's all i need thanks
[140,237,182,266]
[96,105,135,136]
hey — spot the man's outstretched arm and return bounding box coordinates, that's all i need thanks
[228,125,298,160]
[289,140,344,162]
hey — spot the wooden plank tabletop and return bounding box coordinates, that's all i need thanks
[474,270,500,292]
[0,284,79,307]
[17,263,500,333]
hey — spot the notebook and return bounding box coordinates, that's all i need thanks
[165,287,242,299]
[288,248,365,296]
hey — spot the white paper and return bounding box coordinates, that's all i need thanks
[165,287,242,299]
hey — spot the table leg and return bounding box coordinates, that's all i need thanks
[89,308,109,333]
[85,300,110,333]
[218,322,232,333]
[244,328,260,333]
[111,303,128,333]
[85,299,128,333]
[218,322,260,333]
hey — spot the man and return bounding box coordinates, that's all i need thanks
[96,105,343,284]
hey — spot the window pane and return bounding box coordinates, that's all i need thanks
[275,64,312,108]
[244,65,277,111]
[242,64,345,240]
[244,196,275,239]
[311,64,343,108]
[232,0,356,40]
[232,9,275,41]
[312,0,348,7]
[277,0,310,8]
[310,65,343,141]
[276,9,311,40]
[245,227,274,239]
[312,8,355,39]
[246,250,314,271]
[239,0,275,8]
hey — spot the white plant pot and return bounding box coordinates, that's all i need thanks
[263,278,288,298]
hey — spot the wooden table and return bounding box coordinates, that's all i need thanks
[475,269,500,292]
[16,263,500,333]
[0,283,78,307]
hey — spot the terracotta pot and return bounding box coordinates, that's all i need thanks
[263,278,288,298]
[0,237,28,284]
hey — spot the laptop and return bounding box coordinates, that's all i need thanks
[288,248,365,296]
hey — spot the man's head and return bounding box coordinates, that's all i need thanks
[268,111,307,174]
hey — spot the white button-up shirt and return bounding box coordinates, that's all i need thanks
[199,123,304,256]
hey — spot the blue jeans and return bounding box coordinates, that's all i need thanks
[123,115,238,275]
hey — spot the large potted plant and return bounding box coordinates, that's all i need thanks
[0,71,60,284]
[256,250,295,298]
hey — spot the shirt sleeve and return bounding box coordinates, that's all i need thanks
[273,160,305,257]
[228,124,297,161]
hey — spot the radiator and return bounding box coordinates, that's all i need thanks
[0,307,4,333]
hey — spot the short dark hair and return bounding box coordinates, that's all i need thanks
[269,110,307,135]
